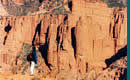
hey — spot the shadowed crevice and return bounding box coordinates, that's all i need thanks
[3,24,12,45]
[32,22,51,70]
[39,0,44,3]
[32,21,41,46]
[105,45,127,68]
[38,27,51,70]
[56,26,60,52]
[68,0,72,11]
[71,27,76,58]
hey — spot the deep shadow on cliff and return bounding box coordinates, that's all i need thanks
[71,27,76,57]
[119,68,127,80]
[104,45,127,80]
[3,24,12,45]
[32,21,51,70]
[38,27,51,70]
[105,45,127,68]
[32,21,41,46]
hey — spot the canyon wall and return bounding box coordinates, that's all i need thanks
[0,0,127,77]
[0,15,77,73]
[70,1,127,73]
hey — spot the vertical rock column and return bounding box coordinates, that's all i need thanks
[55,15,77,74]
[47,15,58,71]
[75,17,88,75]
[109,8,127,53]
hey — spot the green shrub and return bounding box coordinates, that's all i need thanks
[102,0,127,8]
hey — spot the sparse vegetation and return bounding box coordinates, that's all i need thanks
[3,0,71,16]
[102,0,127,8]
[43,0,71,14]
[3,0,40,16]
[12,43,45,75]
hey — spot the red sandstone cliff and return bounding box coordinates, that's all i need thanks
[0,0,127,80]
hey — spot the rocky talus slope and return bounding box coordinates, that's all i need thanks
[0,0,127,80]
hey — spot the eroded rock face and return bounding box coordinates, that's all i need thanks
[0,0,127,79]
[0,15,77,74]
[71,0,127,73]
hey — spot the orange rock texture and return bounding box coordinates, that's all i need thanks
[0,0,127,78]
[12,0,24,5]
[0,1,8,16]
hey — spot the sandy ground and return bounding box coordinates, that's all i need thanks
[0,73,55,80]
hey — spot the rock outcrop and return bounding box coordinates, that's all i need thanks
[0,0,127,79]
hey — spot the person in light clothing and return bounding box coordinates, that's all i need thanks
[30,46,37,75]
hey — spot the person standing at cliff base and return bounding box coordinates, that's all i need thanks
[30,46,37,75]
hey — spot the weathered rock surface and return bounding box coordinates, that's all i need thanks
[0,0,127,80]
[71,0,127,72]
[0,1,8,16]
